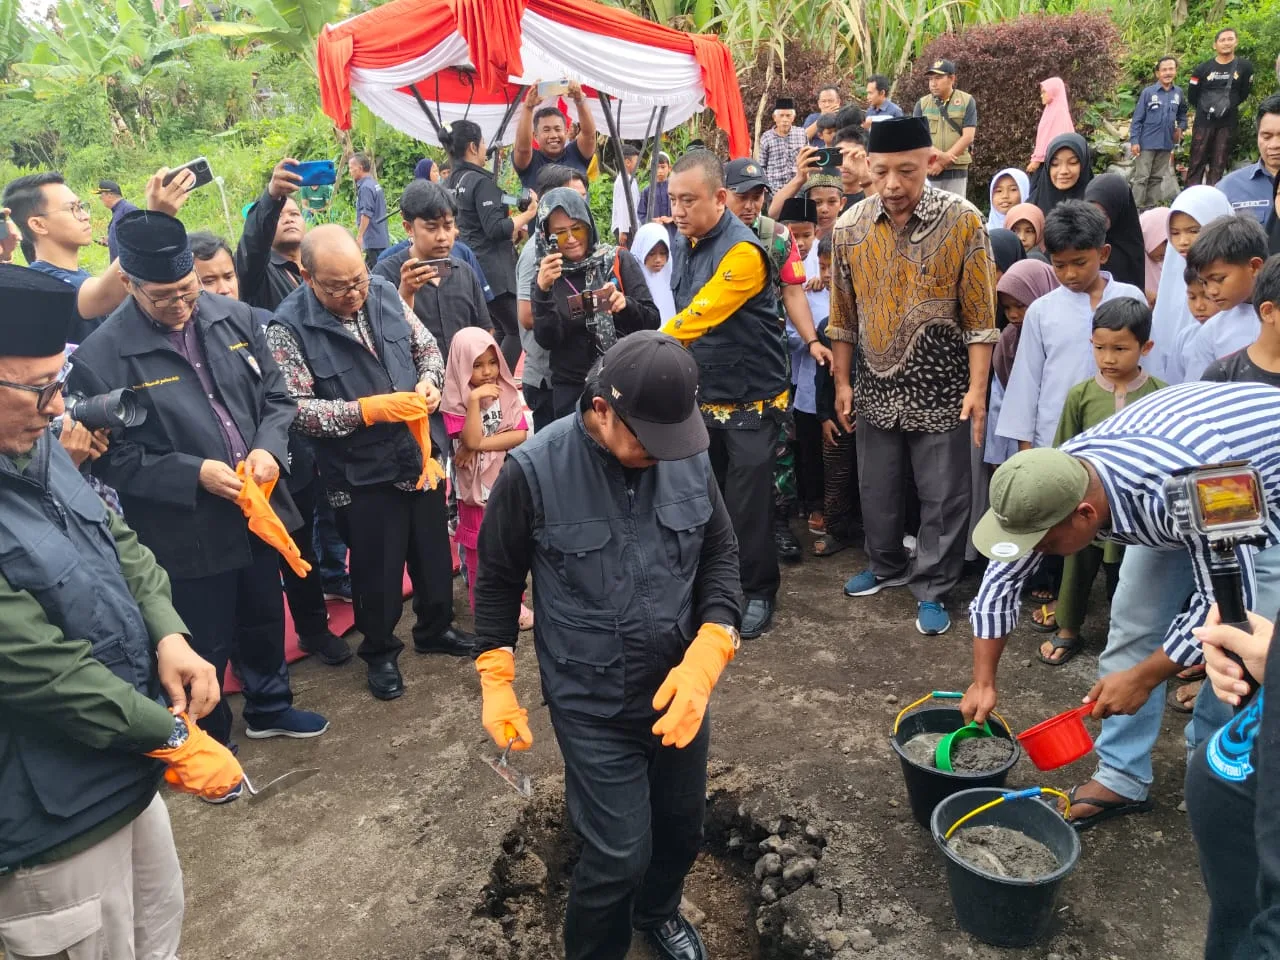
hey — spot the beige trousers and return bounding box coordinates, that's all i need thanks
[0,794,183,960]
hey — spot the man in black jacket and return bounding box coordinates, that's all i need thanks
[1188,28,1255,186]
[69,211,329,764]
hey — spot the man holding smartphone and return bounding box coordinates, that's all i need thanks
[513,80,598,191]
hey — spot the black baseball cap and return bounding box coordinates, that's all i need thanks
[926,59,957,75]
[96,180,122,195]
[724,158,769,194]
[597,331,707,461]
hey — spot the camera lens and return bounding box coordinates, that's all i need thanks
[66,388,148,431]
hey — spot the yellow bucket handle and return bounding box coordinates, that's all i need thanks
[943,787,1072,840]
[892,690,1012,737]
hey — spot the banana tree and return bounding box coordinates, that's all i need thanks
[0,0,32,83]
[204,0,352,67]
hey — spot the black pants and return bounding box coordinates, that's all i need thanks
[488,292,524,373]
[554,707,710,960]
[363,248,386,269]
[1188,121,1236,187]
[792,411,824,515]
[523,382,556,433]
[335,484,454,666]
[708,422,780,601]
[821,422,861,545]
[281,474,330,640]
[169,538,293,744]
[552,381,586,421]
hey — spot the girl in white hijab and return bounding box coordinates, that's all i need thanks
[629,223,676,323]
[987,168,1031,230]
[1148,185,1235,381]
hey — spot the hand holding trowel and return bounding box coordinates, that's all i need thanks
[476,649,535,797]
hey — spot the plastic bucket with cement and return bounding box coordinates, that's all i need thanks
[932,787,1081,947]
[889,692,1019,828]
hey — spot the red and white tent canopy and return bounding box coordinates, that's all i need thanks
[316,0,750,156]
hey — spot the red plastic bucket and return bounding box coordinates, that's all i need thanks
[1017,704,1095,771]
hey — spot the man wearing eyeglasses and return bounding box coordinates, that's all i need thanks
[268,224,474,702]
[3,167,194,346]
[67,211,329,769]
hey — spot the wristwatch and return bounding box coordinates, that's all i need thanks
[714,623,742,649]
[161,715,190,750]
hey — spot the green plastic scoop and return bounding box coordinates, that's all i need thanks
[935,720,995,772]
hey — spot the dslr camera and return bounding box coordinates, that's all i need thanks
[65,388,148,431]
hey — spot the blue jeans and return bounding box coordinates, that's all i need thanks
[312,498,349,587]
[1093,545,1280,801]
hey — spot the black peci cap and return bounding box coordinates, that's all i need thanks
[116,210,194,284]
[597,331,707,461]
[0,263,76,356]
[867,116,933,154]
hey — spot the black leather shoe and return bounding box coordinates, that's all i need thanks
[645,914,707,960]
[741,598,774,639]
[367,661,404,700]
[774,519,802,562]
[298,630,352,666]
[413,626,477,657]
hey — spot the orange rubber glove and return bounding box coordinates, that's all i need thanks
[357,392,446,491]
[476,649,534,751]
[234,462,311,577]
[146,713,245,800]
[651,623,738,748]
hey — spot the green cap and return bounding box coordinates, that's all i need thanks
[972,449,1089,561]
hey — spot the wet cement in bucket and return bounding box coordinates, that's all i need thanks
[947,825,1059,880]
[903,732,1015,772]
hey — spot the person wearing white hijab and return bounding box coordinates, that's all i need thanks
[629,222,677,322]
[987,168,1031,229]
[1148,185,1235,381]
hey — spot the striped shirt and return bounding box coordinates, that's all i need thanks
[969,381,1280,665]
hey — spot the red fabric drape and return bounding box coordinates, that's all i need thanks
[447,0,526,94]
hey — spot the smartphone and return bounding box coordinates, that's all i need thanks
[413,258,453,280]
[162,157,213,190]
[286,160,337,187]
[811,147,842,170]
[537,79,571,99]
[566,290,595,319]
[546,233,559,254]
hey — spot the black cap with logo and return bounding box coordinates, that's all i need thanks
[926,59,957,75]
[723,158,769,194]
[596,331,707,461]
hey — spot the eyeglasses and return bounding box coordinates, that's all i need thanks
[0,370,69,410]
[316,273,371,298]
[550,224,590,245]
[134,284,201,311]
[54,201,92,220]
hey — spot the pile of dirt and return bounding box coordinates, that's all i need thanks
[903,731,1015,772]
[947,825,1060,880]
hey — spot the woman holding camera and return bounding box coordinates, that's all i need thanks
[443,120,540,372]
[531,187,660,418]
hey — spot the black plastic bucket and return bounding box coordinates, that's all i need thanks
[931,788,1081,947]
[889,705,1019,827]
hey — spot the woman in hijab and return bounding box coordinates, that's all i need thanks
[1148,185,1236,381]
[1029,132,1092,217]
[530,187,660,417]
[987,168,1031,229]
[414,157,439,182]
[1085,173,1146,291]
[986,261,1059,470]
[1005,202,1048,260]
[629,222,676,322]
[1029,78,1076,174]
[1140,207,1169,304]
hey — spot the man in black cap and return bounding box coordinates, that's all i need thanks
[68,210,329,769]
[0,264,246,955]
[829,117,996,637]
[473,331,742,960]
[913,59,978,197]
[759,96,809,192]
[95,179,138,262]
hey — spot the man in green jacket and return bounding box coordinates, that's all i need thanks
[0,264,245,960]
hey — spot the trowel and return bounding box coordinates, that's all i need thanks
[485,737,533,798]
[241,768,320,805]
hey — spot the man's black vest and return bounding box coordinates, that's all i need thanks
[0,435,164,870]
[510,413,714,719]
[271,277,423,493]
[671,210,788,406]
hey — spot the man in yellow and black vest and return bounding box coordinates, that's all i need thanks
[913,59,977,199]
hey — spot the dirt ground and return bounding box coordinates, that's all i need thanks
[171,540,1209,960]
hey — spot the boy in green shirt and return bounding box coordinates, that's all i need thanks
[1040,298,1167,665]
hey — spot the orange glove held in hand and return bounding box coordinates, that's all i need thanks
[476,649,534,751]
[146,714,245,800]
[234,462,311,577]
[651,623,737,748]
[359,391,428,426]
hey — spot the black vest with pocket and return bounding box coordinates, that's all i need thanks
[510,413,714,719]
[0,434,165,871]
